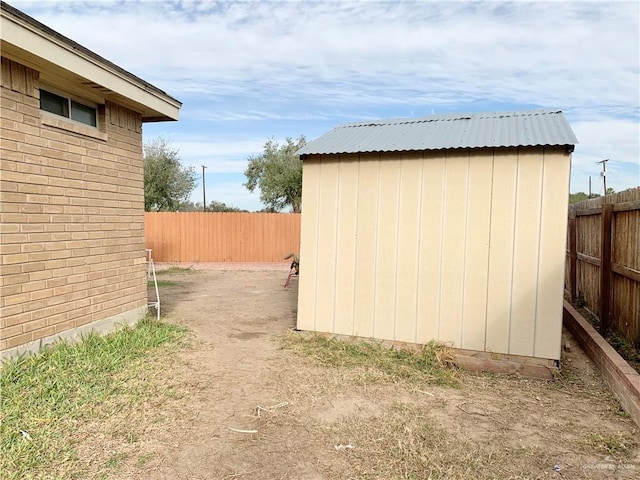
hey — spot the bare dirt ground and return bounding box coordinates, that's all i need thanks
[104,268,638,480]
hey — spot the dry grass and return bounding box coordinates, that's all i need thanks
[326,399,639,479]
[281,331,459,388]
[585,433,637,457]
[155,266,197,275]
[278,331,640,479]
[331,403,530,479]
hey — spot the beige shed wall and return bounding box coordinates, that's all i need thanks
[0,57,147,354]
[297,146,571,360]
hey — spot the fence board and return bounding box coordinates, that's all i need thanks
[145,212,301,263]
[600,203,613,332]
[565,187,640,345]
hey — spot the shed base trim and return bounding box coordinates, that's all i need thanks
[293,330,558,380]
[452,349,558,380]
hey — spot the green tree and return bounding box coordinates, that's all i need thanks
[569,187,616,204]
[144,138,196,211]
[176,200,248,212]
[175,200,202,212]
[569,192,590,204]
[244,136,306,213]
[207,200,247,212]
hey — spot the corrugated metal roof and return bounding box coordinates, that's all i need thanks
[297,109,578,156]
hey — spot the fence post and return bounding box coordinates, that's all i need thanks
[600,203,613,334]
[568,208,577,303]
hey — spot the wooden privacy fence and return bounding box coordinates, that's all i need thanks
[565,187,640,345]
[145,212,301,263]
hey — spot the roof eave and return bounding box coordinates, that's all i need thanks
[0,1,181,122]
[298,144,576,157]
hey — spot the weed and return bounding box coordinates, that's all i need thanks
[105,452,128,469]
[137,453,153,468]
[121,431,138,444]
[615,408,631,419]
[281,332,459,387]
[0,317,187,480]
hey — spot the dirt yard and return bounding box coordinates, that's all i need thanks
[106,268,637,479]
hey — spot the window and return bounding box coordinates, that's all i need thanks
[40,89,97,127]
[70,100,97,126]
[40,90,68,117]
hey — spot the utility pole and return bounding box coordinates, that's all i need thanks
[202,165,207,212]
[588,176,592,198]
[597,159,609,196]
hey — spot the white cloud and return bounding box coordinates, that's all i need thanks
[13,0,639,196]
[181,108,338,122]
[20,1,638,112]
[167,139,263,172]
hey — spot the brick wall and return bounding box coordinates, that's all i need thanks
[0,56,148,355]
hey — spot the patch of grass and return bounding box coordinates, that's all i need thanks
[0,317,188,480]
[281,332,459,387]
[136,453,153,468]
[105,452,128,469]
[585,433,636,458]
[156,266,195,275]
[148,279,179,288]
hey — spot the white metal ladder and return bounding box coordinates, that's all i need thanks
[146,249,160,320]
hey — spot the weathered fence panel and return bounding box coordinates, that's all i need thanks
[565,187,640,345]
[145,212,301,263]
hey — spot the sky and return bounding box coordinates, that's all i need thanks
[11,0,640,211]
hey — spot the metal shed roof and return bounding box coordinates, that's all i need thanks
[297,109,578,156]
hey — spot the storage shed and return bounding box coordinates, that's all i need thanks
[296,109,577,361]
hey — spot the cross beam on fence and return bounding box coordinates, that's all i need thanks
[566,193,640,342]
